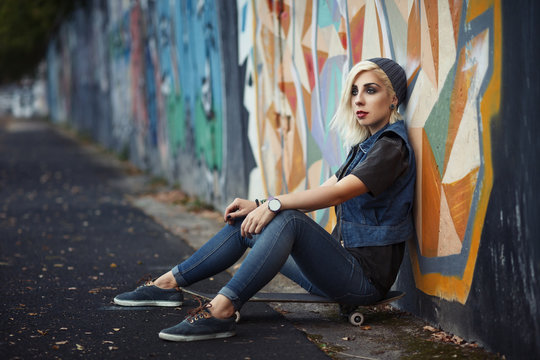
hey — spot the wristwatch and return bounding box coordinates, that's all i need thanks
[267,197,282,213]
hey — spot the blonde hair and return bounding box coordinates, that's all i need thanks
[330,61,402,148]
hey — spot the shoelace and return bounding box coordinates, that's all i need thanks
[136,273,154,287]
[186,296,212,323]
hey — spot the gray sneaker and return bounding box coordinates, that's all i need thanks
[114,283,183,307]
[159,304,236,342]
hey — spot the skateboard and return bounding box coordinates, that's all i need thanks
[181,287,404,326]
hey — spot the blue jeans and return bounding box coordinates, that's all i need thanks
[171,210,381,310]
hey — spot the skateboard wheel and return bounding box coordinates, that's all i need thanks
[234,311,241,323]
[348,312,364,326]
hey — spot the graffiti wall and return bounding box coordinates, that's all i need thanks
[240,0,500,306]
[46,0,539,357]
[46,0,252,207]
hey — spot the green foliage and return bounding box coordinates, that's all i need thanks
[0,0,74,84]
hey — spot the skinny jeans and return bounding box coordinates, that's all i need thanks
[171,210,381,310]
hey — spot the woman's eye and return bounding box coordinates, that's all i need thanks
[366,87,376,94]
[351,86,358,96]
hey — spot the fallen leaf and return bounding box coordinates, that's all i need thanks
[27,313,38,316]
[113,328,120,332]
[275,308,291,315]
[53,264,64,268]
[108,346,119,350]
[52,345,59,350]
[110,263,117,268]
[102,340,114,344]
[76,344,84,350]
[341,336,356,341]
[452,335,465,344]
[89,286,118,294]
[423,325,438,332]
[55,340,68,345]
[361,326,371,330]
[37,329,48,336]
[59,327,68,331]
[68,287,77,290]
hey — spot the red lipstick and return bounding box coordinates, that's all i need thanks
[356,111,368,119]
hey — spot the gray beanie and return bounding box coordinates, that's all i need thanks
[367,57,407,106]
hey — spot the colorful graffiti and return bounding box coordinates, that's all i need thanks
[240,0,501,304]
[47,0,501,304]
[47,0,232,204]
[407,0,501,303]
[135,0,226,172]
[46,0,502,304]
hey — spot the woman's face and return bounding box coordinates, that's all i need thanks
[350,70,396,134]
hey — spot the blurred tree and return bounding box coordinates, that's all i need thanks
[0,0,75,84]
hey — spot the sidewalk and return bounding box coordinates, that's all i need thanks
[0,117,327,360]
[1,117,502,359]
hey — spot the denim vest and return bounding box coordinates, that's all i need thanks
[335,120,416,247]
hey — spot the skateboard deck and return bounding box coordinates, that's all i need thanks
[181,287,404,326]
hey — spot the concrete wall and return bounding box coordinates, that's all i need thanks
[45,0,539,358]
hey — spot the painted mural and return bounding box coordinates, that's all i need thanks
[46,0,230,202]
[239,0,501,304]
[45,0,502,304]
[46,0,502,304]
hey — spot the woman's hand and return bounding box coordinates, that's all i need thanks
[240,204,276,238]
[224,198,258,225]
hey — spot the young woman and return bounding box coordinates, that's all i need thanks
[114,57,416,342]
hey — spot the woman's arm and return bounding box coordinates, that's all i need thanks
[226,175,339,224]
[279,174,368,213]
[240,174,368,237]
[319,174,338,187]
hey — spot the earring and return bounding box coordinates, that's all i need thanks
[390,104,396,110]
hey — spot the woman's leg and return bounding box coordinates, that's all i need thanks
[279,256,326,296]
[170,221,248,288]
[218,210,381,310]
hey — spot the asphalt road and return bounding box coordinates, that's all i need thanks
[0,118,329,359]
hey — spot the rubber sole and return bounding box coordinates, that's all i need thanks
[158,330,236,342]
[113,297,182,307]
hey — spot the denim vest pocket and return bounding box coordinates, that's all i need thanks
[341,215,414,247]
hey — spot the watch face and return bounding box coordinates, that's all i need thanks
[268,198,281,212]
